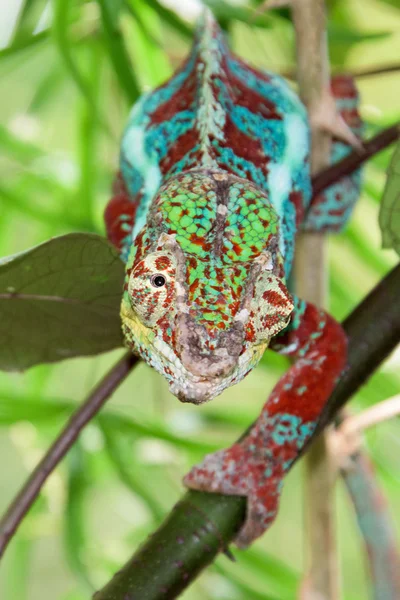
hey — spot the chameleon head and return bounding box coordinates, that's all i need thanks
[120,170,294,404]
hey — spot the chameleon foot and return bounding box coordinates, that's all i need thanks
[183,443,283,548]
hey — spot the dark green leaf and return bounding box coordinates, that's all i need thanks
[0,233,124,371]
[379,140,400,256]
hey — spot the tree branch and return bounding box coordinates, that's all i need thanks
[312,123,400,198]
[94,264,400,600]
[341,451,400,597]
[0,352,138,560]
[339,394,400,439]
[328,408,400,598]
[290,0,338,596]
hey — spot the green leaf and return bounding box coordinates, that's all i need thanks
[0,233,124,371]
[11,0,49,45]
[64,444,94,593]
[101,423,165,521]
[97,0,141,102]
[53,0,109,134]
[142,0,192,39]
[379,140,400,256]
[328,23,392,43]
[0,30,49,61]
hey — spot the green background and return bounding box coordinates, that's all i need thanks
[0,0,399,598]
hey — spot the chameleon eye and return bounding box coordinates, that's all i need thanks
[151,274,166,288]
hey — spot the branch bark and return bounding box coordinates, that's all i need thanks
[290,0,337,597]
[312,123,400,198]
[0,352,138,560]
[329,408,400,598]
[94,263,400,600]
[341,450,400,598]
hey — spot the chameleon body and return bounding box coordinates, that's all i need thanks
[105,13,362,546]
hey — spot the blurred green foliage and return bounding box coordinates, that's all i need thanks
[0,1,399,599]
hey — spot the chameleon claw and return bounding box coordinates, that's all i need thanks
[311,88,363,151]
[183,443,282,548]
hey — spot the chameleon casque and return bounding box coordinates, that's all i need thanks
[105,12,362,547]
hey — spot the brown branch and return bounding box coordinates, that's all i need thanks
[312,123,400,197]
[282,64,400,81]
[291,0,339,597]
[345,64,400,79]
[341,451,400,596]
[0,352,138,560]
[339,394,400,438]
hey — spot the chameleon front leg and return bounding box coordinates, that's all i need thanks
[184,298,347,548]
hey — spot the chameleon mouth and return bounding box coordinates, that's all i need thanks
[169,376,232,405]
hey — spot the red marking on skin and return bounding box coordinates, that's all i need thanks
[228,74,282,120]
[218,113,270,180]
[245,322,256,342]
[330,75,358,99]
[150,62,197,125]
[269,305,347,422]
[289,191,305,227]
[215,267,224,283]
[155,256,171,270]
[250,245,261,256]
[132,261,149,278]
[159,127,199,175]
[104,177,138,251]
[232,241,243,256]
[229,300,241,315]
[189,279,200,295]
[189,233,211,250]
[262,289,289,310]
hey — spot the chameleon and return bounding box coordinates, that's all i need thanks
[104,12,362,547]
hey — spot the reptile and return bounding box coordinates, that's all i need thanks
[104,12,362,547]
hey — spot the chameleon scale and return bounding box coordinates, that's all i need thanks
[105,12,362,546]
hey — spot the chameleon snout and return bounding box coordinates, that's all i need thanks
[173,313,245,402]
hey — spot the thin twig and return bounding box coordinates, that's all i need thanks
[281,65,400,81]
[312,123,400,198]
[341,451,400,596]
[328,405,400,598]
[0,352,138,560]
[340,394,400,437]
[347,64,400,79]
